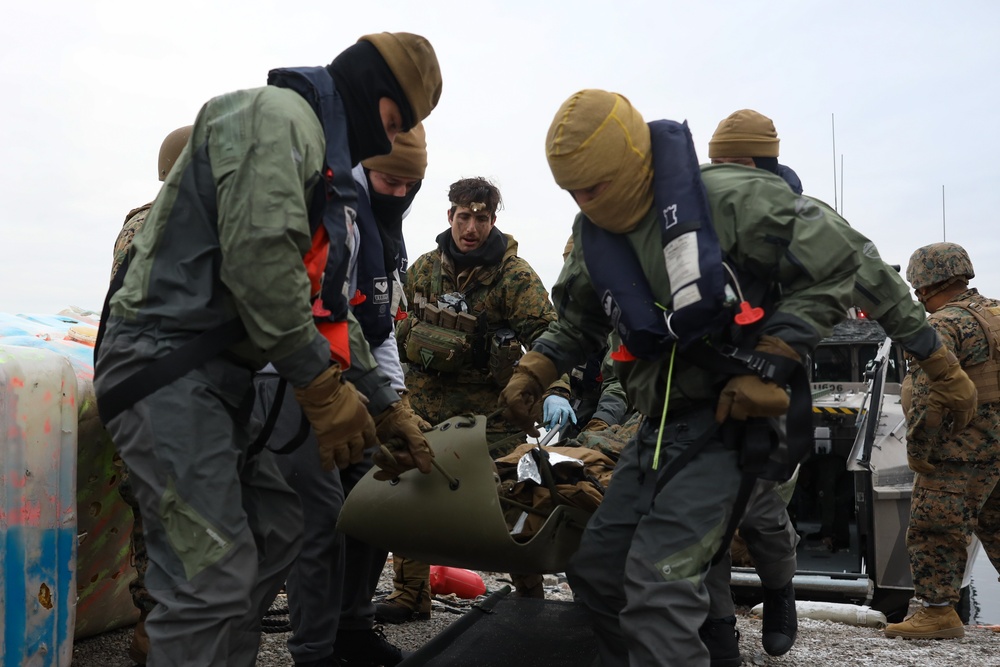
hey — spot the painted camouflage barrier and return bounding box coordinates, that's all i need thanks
[0,313,138,641]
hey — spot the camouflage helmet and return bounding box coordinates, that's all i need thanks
[905,242,975,290]
[157,126,193,181]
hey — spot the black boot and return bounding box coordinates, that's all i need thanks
[333,626,412,667]
[761,580,798,656]
[698,615,741,667]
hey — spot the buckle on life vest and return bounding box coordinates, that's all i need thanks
[719,345,782,383]
[349,289,366,306]
[610,344,637,362]
[734,301,764,326]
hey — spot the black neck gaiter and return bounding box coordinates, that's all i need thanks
[370,179,421,271]
[752,156,780,175]
[327,41,414,165]
[437,226,507,272]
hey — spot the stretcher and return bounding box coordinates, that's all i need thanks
[397,587,598,667]
[337,414,591,574]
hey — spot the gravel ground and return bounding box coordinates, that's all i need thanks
[72,562,1000,666]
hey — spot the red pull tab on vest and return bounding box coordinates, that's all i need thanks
[349,289,367,306]
[610,344,636,362]
[394,308,408,321]
[312,297,331,318]
[734,301,764,326]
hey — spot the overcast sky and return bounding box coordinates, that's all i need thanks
[2,1,998,315]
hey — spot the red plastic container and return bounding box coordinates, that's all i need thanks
[429,566,486,599]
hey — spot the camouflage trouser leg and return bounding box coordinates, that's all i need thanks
[116,454,156,613]
[973,466,1000,578]
[388,555,432,613]
[906,462,1000,603]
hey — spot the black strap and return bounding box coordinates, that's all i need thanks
[710,420,773,565]
[97,317,246,425]
[647,417,779,566]
[246,377,312,458]
[683,340,813,480]
[647,343,813,564]
[268,414,311,455]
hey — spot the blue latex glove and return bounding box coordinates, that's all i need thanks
[542,395,577,431]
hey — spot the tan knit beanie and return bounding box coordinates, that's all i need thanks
[546,89,653,234]
[359,32,442,124]
[361,122,427,180]
[708,109,779,158]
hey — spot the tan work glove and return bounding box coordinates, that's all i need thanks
[716,335,800,423]
[398,389,432,432]
[498,351,559,437]
[371,401,435,481]
[583,418,610,432]
[913,345,977,437]
[907,454,936,475]
[294,364,378,471]
[900,373,914,417]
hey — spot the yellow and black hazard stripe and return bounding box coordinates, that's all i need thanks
[812,406,861,414]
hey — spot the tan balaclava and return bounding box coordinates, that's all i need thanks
[562,234,574,262]
[157,126,193,181]
[546,90,653,233]
[708,109,779,159]
[362,122,427,179]
[359,32,443,124]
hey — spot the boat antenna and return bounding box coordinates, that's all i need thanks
[840,154,845,216]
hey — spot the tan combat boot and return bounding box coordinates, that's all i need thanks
[374,555,432,624]
[884,605,965,639]
[128,609,150,664]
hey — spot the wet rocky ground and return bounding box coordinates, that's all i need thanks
[72,563,1000,666]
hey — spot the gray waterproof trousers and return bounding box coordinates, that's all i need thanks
[567,410,741,667]
[705,475,800,618]
[253,372,385,665]
[98,357,303,667]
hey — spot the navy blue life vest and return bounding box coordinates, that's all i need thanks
[777,164,803,194]
[582,119,728,359]
[267,66,358,327]
[352,183,407,347]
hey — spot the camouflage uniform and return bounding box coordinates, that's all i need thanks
[389,228,556,608]
[112,204,152,279]
[906,285,1000,603]
[111,203,157,617]
[400,230,557,446]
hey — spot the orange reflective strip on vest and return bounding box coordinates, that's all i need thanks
[317,320,351,370]
[303,226,330,296]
